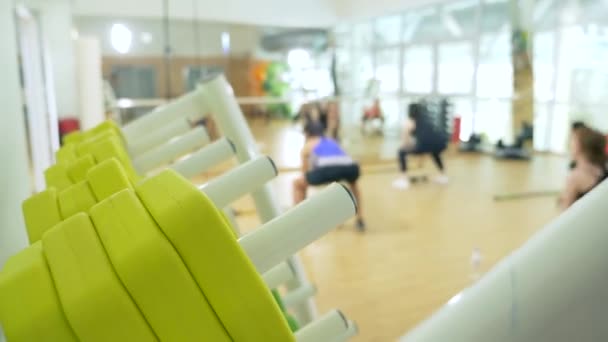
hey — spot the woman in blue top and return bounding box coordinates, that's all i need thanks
[293,122,365,231]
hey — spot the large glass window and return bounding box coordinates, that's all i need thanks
[475,99,512,142]
[438,41,474,94]
[351,50,374,95]
[353,22,374,48]
[374,15,402,46]
[375,48,401,93]
[333,24,352,48]
[403,45,434,94]
[335,48,353,94]
[477,33,513,98]
[533,31,555,102]
[110,65,157,98]
[330,0,608,149]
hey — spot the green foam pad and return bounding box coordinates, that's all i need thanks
[62,131,84,145]
[0,242,78,342]
[89,121,123,140]
[136,170,294,342]
[90,135,140,182]
[86,158,133,201]
[75,131,118,157]
[44,164,73,191]
[66,154,96,183]
[90,189,231,341]
[43,213,157,342]
[57,181,97,219]
[22,189,61,244]
[55,144,78,164]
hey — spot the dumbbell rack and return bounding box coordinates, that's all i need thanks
[122,74,318,325]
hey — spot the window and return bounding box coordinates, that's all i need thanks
[353,22,374,48]
[533,31,555,102]
[333,24,352,48]
[375,48,401,93]
[335,48,353,94]
[183,65,224,92]
[475,99,512,142]
[403,45,434,94]
[375,15,402,46]
[477,33,513,98]
[351,50,374,96]
[438,41,474,94]
[110,65,157,98]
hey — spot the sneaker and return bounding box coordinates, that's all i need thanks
[356,219,366,232]
[392,177,411,190]
[434,175,449,185]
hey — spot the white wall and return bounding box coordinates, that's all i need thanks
[0,0,32,268]
[73,0,337,28]
[75,16,261,57]
[36,0,79,119]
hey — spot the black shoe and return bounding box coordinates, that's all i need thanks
[356,219,366,232]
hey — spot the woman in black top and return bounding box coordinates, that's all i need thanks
[393,103,448,190]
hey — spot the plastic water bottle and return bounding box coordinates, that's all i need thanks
[470,247,482,281]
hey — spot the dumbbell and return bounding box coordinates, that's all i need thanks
[26,156,312,326]
[47,120,212,191]
[25,155,294,280]
[0,169,357,341]
[25,137,237,244]
[65,116,206,161]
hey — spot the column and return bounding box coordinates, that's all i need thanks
[0,0,31,267]
[510,0,535,143]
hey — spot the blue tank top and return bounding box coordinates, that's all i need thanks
[309,138,353,170]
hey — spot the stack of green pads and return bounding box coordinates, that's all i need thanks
[0,122,302,341]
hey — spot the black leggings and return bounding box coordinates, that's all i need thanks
[398,148,444,173]
[306,164,360,186]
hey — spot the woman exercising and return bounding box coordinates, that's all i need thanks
[559,126,608,210]
[393,103,448,190]
[293,121,365,231]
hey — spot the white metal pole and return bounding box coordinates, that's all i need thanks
[261,262,294,289]
[200,156,278,209]
[295,310,350,342]
[334,321,358,342]
[133,126,209,173]
[282,284,317,308]
[128,118,192,156]
[121,87,206,141]
[222,207,241,236]
[201,74,320,323]
[401,181,608,342]
[238,183,357,274]
[170,137,235,179]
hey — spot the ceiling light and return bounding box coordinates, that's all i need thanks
[111,23,132,54]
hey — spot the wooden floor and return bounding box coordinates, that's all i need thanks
[202,120,570,341]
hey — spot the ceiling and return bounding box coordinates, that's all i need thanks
[71,0,442,28]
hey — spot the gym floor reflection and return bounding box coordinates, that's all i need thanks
[197,119,568,341]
